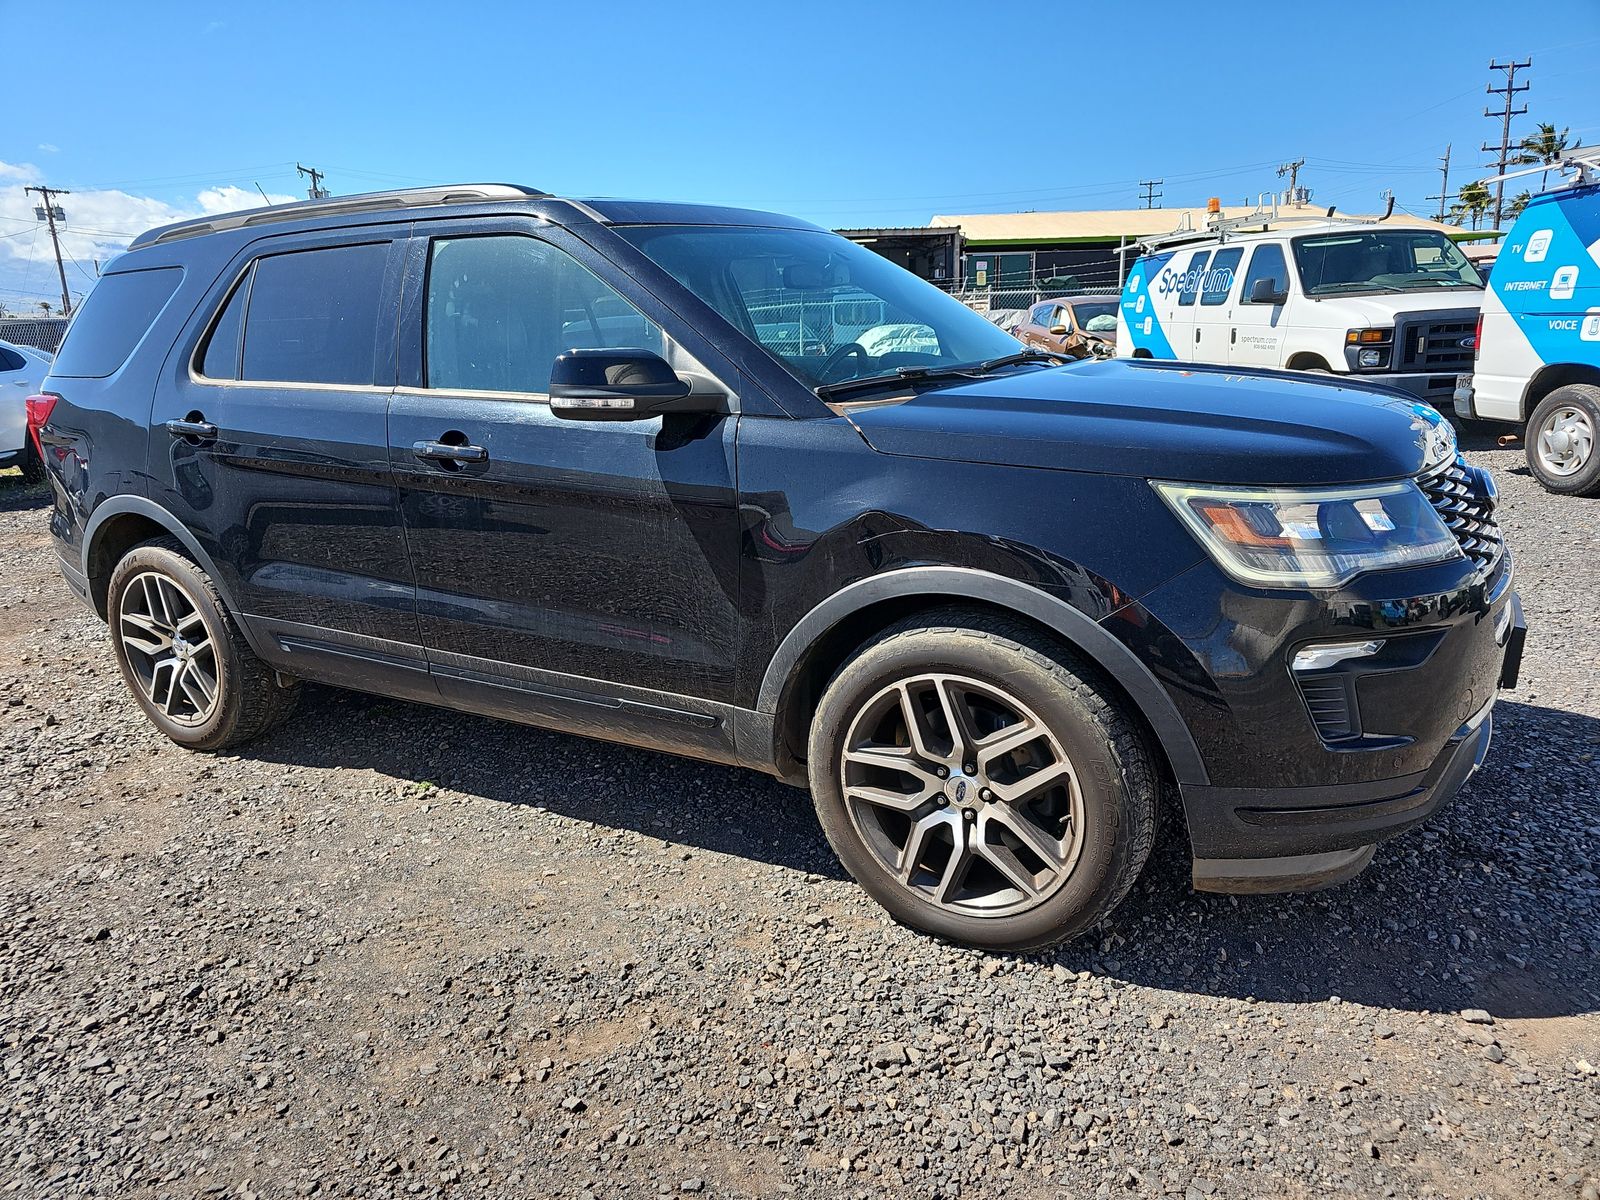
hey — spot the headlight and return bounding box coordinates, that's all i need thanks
[1357,347,1386,368]
[1153,481,1463,587]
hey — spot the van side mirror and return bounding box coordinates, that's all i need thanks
[1249,278,1288,306]
[548,349,721,421]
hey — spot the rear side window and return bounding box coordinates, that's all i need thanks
[50,267,183,378]
[241,243,388,385]
[0,347,26,371]
[1176,251,1210,306]
[1201,247,1244,306]
[198,270,251,380]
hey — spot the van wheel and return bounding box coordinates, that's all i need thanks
[107,538,300,750]
[1526,385,1600,496]
[806,609,1158,952]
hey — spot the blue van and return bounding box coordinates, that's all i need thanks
[1456,157,1600,496]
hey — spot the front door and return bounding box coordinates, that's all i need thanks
[1229,242,1291,368]
[386,222,744,715]
[152,231,424,667]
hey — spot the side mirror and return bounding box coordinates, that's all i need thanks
[1048,324,1070,336]
[1249,278,1288,306]
[548,349,719,421]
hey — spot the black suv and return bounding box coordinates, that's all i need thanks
[32,185,1525,950]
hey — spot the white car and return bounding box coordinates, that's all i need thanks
[2,338,53,480]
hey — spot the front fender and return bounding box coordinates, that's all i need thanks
[755,564,1209,786]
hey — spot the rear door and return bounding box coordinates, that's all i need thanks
[152,228,426,681]
[387,217,745,715]
[1228,242,1291,367]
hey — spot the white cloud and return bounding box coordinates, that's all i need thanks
[37,144,60,155]
[0,162,296,312]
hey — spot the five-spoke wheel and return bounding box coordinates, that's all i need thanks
[809,610,1157,951]
[106,538,299,750]
[841,673,1085,918]
[117,570,220,726]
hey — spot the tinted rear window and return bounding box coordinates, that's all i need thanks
[50,267,183,378]
[0,346,26,372]
[241,243,388,385]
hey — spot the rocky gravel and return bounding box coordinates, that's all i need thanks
[1,430,1597,1200]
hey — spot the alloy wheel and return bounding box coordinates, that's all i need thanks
[840,673,1086,918]
[117,571,220,727]
[1536,405,1595,477]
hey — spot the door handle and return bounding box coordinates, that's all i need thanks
[412,439,488,464]
[165,417,218,442]
[1230,329,1237,345]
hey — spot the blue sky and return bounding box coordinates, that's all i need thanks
[2,0,1598,310]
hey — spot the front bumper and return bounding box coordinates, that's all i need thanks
[1188,693,1496,893]
[1367,369,1460,403]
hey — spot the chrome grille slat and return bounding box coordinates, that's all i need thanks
[1417,453,1503,573]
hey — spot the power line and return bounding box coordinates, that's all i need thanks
[1481,58,1531,232]
[23,185,73,317]
[1138,179,1163,209]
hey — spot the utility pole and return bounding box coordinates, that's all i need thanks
[24,185,72,318]
[296,163,330,200]
[1138,179,1163,209]
[1277,158,1306,203]
[1481,58,1531,232]
[1426,144,1453,221]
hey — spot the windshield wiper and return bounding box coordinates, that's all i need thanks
[815,348,1067,399]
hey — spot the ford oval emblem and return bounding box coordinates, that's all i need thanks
[1460,336,1477,349]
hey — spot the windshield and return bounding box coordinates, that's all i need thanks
[1292,231,1482,296]
[616,225,1020,388]
[1073,301,1118,332]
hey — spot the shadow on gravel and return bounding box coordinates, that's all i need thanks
[240,681,1597,1021]
[1051,697,1600,1021]
[0,474,50,513]
[243,684,851,882]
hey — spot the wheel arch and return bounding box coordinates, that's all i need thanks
[1285,351,1333,372]
[80,499,274,660]
[1521,363,1600,420]
[757,567,1209,789]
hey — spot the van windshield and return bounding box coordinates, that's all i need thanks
[615,225,1020,388]
[1292,231,1482,296]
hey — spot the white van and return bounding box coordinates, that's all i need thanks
[1117,222,1484,404]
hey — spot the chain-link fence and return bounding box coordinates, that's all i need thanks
[0,317,70,354]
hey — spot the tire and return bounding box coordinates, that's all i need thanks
[806,609,1158,952]
[19,441,45,484]
[1525,384,1600,497]
[106,537,300,750]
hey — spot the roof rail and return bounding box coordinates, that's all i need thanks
[1475,145,1600,191]
[129,183,550,249]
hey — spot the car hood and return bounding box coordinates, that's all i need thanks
[834,358,1447,486]
[1307,289,1480,325]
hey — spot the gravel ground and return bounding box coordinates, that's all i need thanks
[1,431,1597,1200]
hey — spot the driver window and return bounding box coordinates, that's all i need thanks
[424,235,662,395]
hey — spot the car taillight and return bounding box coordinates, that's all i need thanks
[24,393,58,455]
[1473,314,1482,362]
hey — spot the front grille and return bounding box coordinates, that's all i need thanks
[1418,454,1503,571]
[1397,317,1476,372]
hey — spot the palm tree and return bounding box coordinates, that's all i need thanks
[1451,181,1493,231]
[1519,123,1581,190]
[37,301,52,316]
[1507,190,1532,220]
